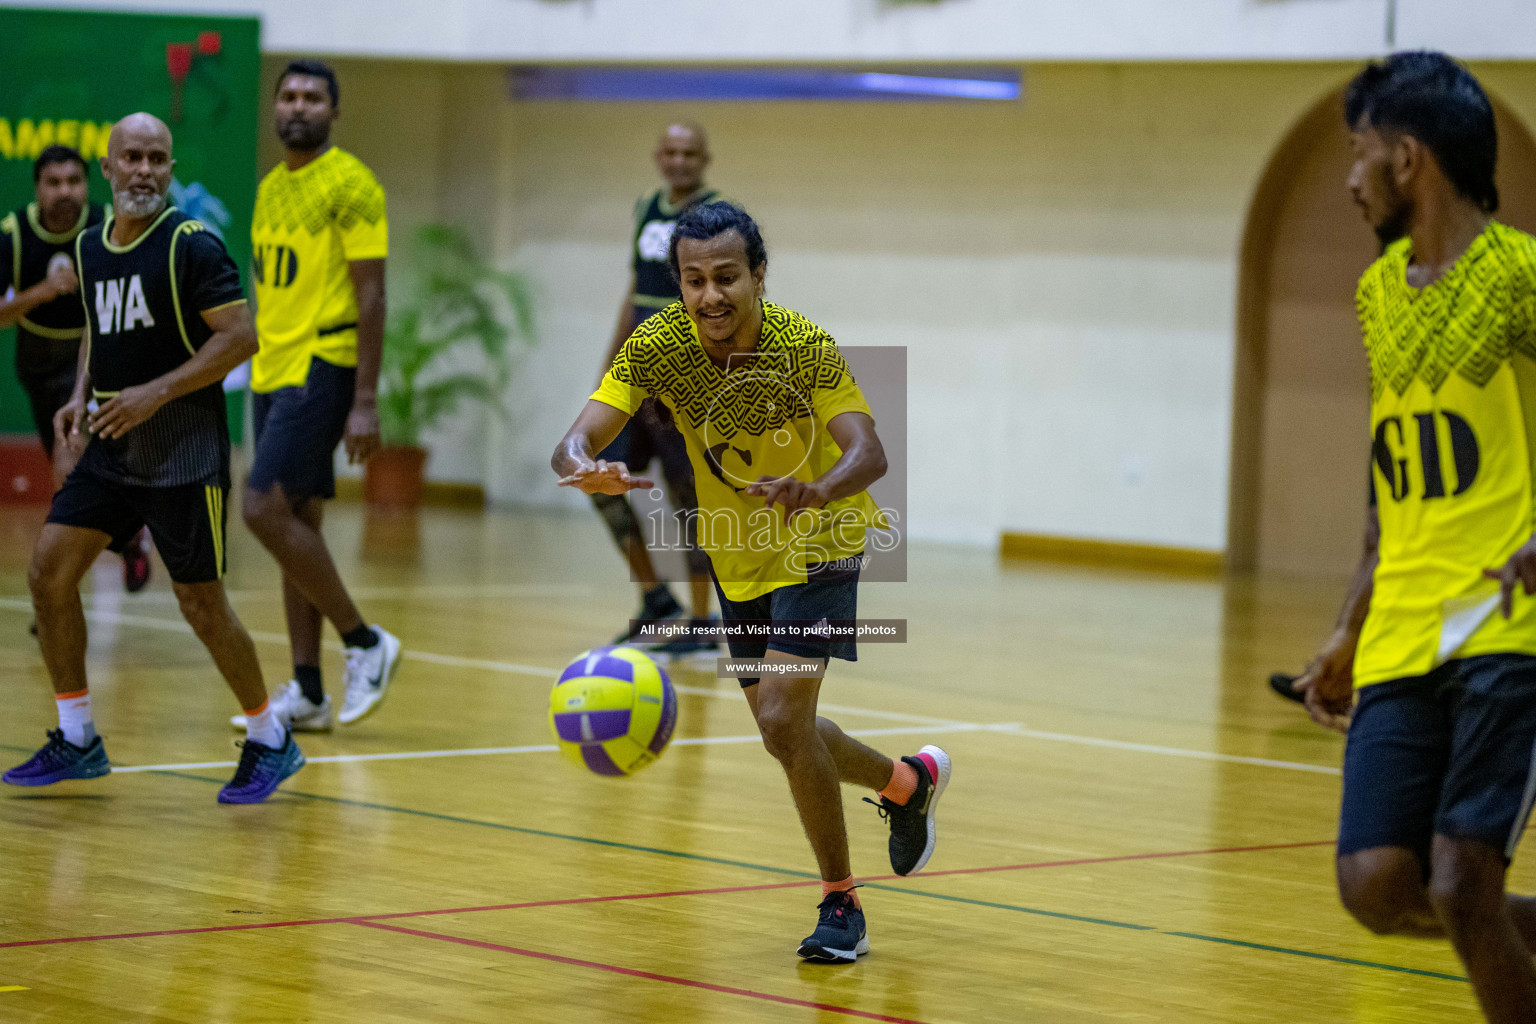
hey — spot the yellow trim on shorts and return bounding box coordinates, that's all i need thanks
[205,485,225,578]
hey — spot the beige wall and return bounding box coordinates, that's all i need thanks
[253,58,1536,552]
[490,63,1353,548]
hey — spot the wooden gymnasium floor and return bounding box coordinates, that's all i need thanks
[0,497,1521,1023]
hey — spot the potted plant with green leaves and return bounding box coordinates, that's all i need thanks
[367,224,534,508]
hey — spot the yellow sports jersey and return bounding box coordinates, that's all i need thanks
[592,301,887,602]
[1355,222,1536,687]
[250,147,387,392]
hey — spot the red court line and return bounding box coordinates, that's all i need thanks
[0,915,361,949]
[0,839,1335,950]
[352,920,934,1024]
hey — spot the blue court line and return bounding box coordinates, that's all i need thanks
[152,770,1467,983]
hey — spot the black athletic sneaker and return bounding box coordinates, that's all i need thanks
[865,745,952,876]
[796,890,868,963]
[612,586,684,645]
[1269,672,1305,704]
[3,730,111,786]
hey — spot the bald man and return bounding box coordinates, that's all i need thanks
[592,122,721,655]
[3,113,305,804]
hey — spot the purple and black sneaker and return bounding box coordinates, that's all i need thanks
[3,730,111,786]
[217,731,305,804]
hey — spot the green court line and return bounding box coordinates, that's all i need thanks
[152,771,1465,983]
[861,881,1153,931]
[157,771,816,879]
[1165,932,1467,982]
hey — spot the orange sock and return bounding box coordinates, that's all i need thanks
[879,758,918,806]
[821,875,860,908]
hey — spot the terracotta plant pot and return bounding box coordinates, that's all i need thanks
[364,445,428,509]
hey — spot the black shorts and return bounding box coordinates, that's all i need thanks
[21,368,75,459]
[714,556,862,687]
[1339,654,1536,868]
[47,466,227,584]
[250,356,355,502]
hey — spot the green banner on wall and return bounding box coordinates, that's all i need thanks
[0,7,260,435]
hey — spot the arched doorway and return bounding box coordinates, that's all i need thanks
[1227,88,1536,575]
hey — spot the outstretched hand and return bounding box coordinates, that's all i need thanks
[1484,534,1536,619]
[557,459,654,495]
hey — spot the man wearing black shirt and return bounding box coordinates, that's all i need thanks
[2,113,304,804]
[0,145,151,592]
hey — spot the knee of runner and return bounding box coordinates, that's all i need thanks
[241,487,287,533]
[27,553,73,605]
[1337,851,1426,934]
[174,586,228,634]
[755,702,815,760]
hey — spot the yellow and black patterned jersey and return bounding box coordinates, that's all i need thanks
[250,147,387,393]
[1355,222,1536,687]
[592,301,886,602]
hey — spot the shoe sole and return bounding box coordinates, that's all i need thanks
[217,750,306,804]
[231,715,334,734]
[2,761,111,786]
[901,744,952,876]
[796,936,870,963]
[339,635,402,726]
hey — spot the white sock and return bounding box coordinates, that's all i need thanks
[56,691,95,748]
[243,701,285,749]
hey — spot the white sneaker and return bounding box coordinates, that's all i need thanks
[230,680,334,733]
[339,627,402,725]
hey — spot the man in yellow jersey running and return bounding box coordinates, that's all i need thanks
[590,122,720,656]
[236,60,401,735]
[1300,52,1536,1023]
[554,202,951,964]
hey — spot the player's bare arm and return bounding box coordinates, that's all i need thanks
[747,411,887,525]
[89,301,257,440]
[1296,505,1378,733]
[344,256,385,464]
[553,399,653,494]
[52,321,92,453]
